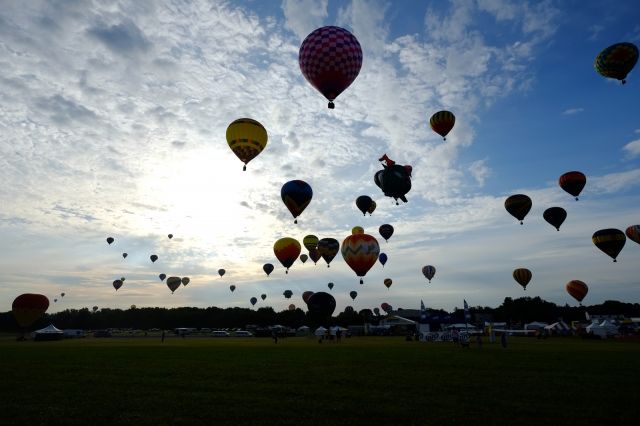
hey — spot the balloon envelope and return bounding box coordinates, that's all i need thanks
[327,282,334,290]
[341,233,380,283]
[167,277,181,293]
[122,253,128,259]
[218,269,225,277]
[379,224,394,242]
[263,263,274,276]
[381,303,392,313]
[168,234,173,239]
[559,171,586,200]
[566,280,588,303]
[106,237,114,245]
[505,194,532,224]
[283,290,293,299]
[250,297,257,306]
[300,254,308,263]
[349,291,358,300]
[595,42,638,83]
[303,235,319,252]
[625,225,640,245]
[306,292,336,318]
[317,238,340,267]
[181,277,190,286]
[288,304,296,311]
[12,294,49,328]
[383,278,392,289]
[273,237,302,272]
[592,228,626,262]
[150,254,158,263]
[422,265,436,283]
[379,252,388,267]
[226,118,268,170]
[113,279,123,291]
[281,180,313,223]
[367,200,377,215]
[308,248,321,264]
[543,207,567,231]
[513,268,532,290]
[355,195,373,216]
[302,291,314,304]
[375,163,412,204]
[159,273,166,282]
[430,110,455,140]
[230,285,236,292]
[299,26,363,108]
[261,294,267,301]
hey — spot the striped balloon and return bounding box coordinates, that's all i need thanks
[226,118,268,170]
[299,26,363,108]
[273,237,301,273]
[422,265,436,283]
[566,280,588,304]
[625,225,640,245]
[430,110,456,140]
[559,171,586,200]
[317,238,340,267]
[595,42,638,84]
[383,278,392,289]
[592,229,626,262]
[513,268,532,290]
[341,233,380,284]
[303,235,319,252]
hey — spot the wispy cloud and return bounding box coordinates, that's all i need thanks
[623,139,640,159]
[562,107,584,115]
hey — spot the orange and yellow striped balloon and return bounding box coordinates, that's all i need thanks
[430,110,455,140]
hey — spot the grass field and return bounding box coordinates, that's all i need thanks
[1,335,638,425]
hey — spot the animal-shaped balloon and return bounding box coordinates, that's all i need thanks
[375,155,412,204]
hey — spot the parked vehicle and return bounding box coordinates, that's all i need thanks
[232,330,254,337]
[211,330,230,337]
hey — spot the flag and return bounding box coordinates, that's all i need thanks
[463,299,471,322]
[420,300,429,323]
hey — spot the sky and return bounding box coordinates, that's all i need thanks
[1,0,639,315]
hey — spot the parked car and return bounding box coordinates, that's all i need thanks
[232,330,254,337]
[211,330,230,337]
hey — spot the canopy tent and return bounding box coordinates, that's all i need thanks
[34,324,64,341]
[525,321,548,330]
[314,326,327,337]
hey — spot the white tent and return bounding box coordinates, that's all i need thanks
[34,324,64,341]
[525,321,548,330]
[314,326,327,337]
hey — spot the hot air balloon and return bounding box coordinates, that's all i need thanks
[381,303,392,314]
[341,230,380,284]
[120,277,126,282]
[351,226,364,235]
[543,207,567,231]
[300,254,308,263]
[367,200,377,215]
[302,291,314,304]
[308,248,321,265]
[263,263,274,276]
[159,273,166,282]
[168,234,173,239]
[218,269,225,278]
[54,299,57,303]
[375,155,412,204]
[566,280,588,305]
[422,265,436,283]
[383,278,392,289]
[150,254,158,263]
[505,194,532,225]
[379,252,388,267]
[626,225,640,245]
[60,293,65,298]
[306,292,336,318]
[122,253,128,259]
[273,237,302,273]
[250,297,257,306]
[106,237,114,245]
[559,171,586,201]
[373,307,380,316]
[92,306,99,313]
[430,110,455,140]
[356,196,374,216]
[513,268,532,290]
[327,282,334,290]
[226,118,268,171]
[283,290,293,299]
[181,277,190,286]
[299,26,363,109]
[594,42,638,84]
[379,224,394,242]
[303,235,319,252]
[230,285,236,292]
[261,294,267,301]
[592,229,626,262]
[281,180,313,224]
[317,238,340,268]
[349,291,358,300]
[166,277,181,293]
[288,304,296,311]
[12,294,49,329]
[113,279,123,291]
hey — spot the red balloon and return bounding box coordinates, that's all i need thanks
[566,280,588,304]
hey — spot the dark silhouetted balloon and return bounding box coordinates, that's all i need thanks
[566,280,588,304]
[230,285,236,292]
[317,237,340,267]
[543,207,567,231]
[150,254,158,263]
[299,26,363,109]
[379,252,387,267]
[159,273,166,282]
[595,42,638,84]
[375,155,413,204]
[303,235,319,252]
[381,303,392,313]
[283,290,293,299]
[288,304,296,311]
[167,277,181,293]
[122,253,128,259]
[422,265,436,283]
[302,291,314,304]
[263,263,274,276]
[356,195,373,216]
[559,171,586,201]
[168,234,173,239]
[106,237,114,245]
[327,282,334,290]
[379,224,394,242]
[505,194,532,225]
[430,110,455,140]
[624,225,640,245]
[300,254,308,263]
[349,291,358,300]
[513,268,532,290]
[281,180,313,224]
[592,229,626,262]
[250,297,257,306]
[383,278,392,289]
[12,294,49,328]
[218,269,225,278]
[308,248,321,264]
[181,277,190,286]
[113,279,123,291]
[306,291,336,318]
[367,200,376,215]
[261,294,267,301]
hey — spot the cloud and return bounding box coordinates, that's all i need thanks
[623,139,640,158]
[468,159,491,187]
[282,0,328,40]
[562,107,584,115]
[86,19,151,54]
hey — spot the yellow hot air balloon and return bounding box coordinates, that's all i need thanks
[226,118,268,171]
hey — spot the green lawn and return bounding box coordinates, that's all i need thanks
[0,335,638,425]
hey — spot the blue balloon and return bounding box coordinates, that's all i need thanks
[379,252,388,267]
